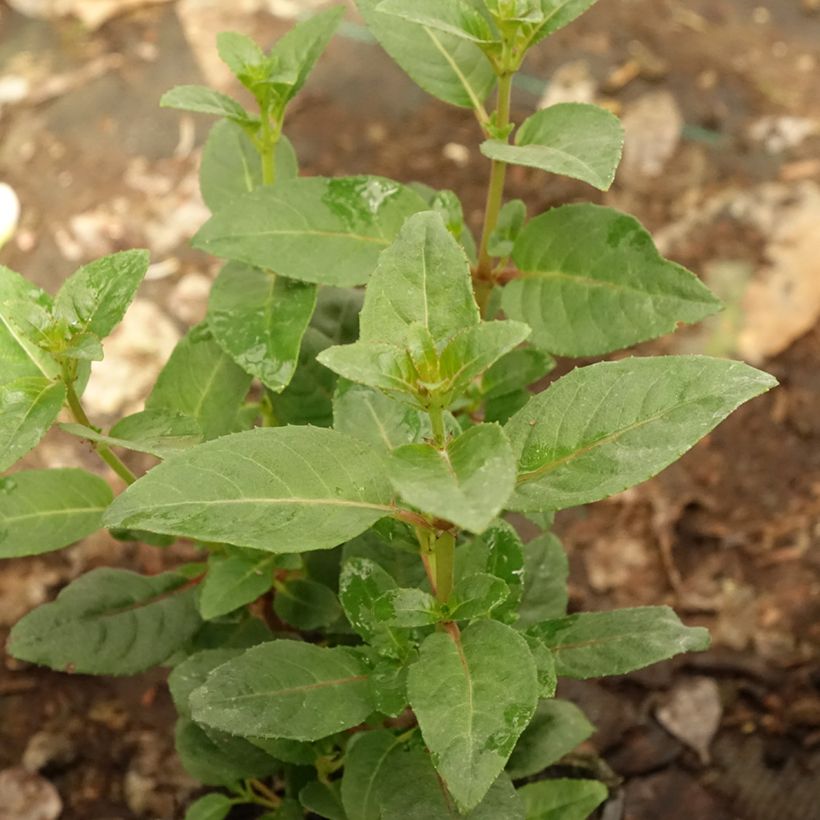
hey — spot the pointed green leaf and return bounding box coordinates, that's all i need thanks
[8,569,201,675]
[356,0,497,110]
[300,780,346,820]
[273,578,342,630]
[502,205,723,356]
[217,31,264,78]
[408,620,538,811]
[269,6,344,102]
[488,199,527,258]
[200,551,277,619]
[481,104,623,190]
[339,558,410,657]
[0,468,112,558]
[508,700,595,780]
[508,356,777,511]
[200,120,298,212]
[517,778,607,820]
[146,325,252,441]
[185,793,233,820]
[193,176,426,287]
[529,606,710,678]
[0,378,66,471]
[376,0,498,44]
[190,639,374,739]
[389,424,516,533]
[105,426,393,553]
[359,210,478,345]
[160,85,256,125]
[318,341,416,398]
[342,730,404,820]
[208,262,317,392]
[517,533,568,628]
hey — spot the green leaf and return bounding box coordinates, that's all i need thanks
[184,793,233,820]
[481,104,623,190]
[217,31,264,78]
[488,199,526,258]
[105,426,393,553]
[339,558,410,657]
[200,120,298,212]
[193,176,427,287]
[408,620,538,811]
[208,262,317,392]
[525,633,557,697]
[517,533,568,628]
[450,573,510,621]
[359,211,478,345]
[356,0,497,109]
[508,356,777,511]
[377,746,525,819]
[266,800,303,820]
[517,778,607,820]
[199,551,276,620]
[146,325,252,441]
[273,578,342,630]
[269,6,345,102]
[175,718,278,786]
[376,0,498,44]
[502,205,723,356]
[334,381,424,453]
[482,347,553,399]
[160,85,256,125]
[531,0,600,43]
[169,648,245,719]
[249,735,316,766]
[53,249,150,341]
[317,342,416,400]
[529,606,710,678]
[343,523,427,589]
[190,639,374,740]
[8,569,201,675]
[342,730,403,820]
[0,378,66,471]
[508,700,595,779]
[389,424,516,533]
[369,657,410,716]
[0,265,59,383]
[61,410,203,459]
[375,587,440,627]
[0,468,112,558]
[458,521,524,624]
[300,780,346,820]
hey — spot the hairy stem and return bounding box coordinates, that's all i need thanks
[434,531,455,605]
[65,383,137,485]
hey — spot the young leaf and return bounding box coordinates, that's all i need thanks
[334,381,424,453]
[8,569,201,675]
[369,657,410,717]
[528,606,709,678]
[104,427,393,553]
[517,778,607,820]
[208,262,317,392]
[377,746,524,820]
[525,633,557,697]
[199,551,277,620]
[375,587,440,627]
[216,31,264,78]
[356,0,497,110]
[504,205,723,356]
[483,347,555,425]
[299,780,346,820]
[507,356,777,512]
[488,199,526,258]
[449,573,510,621]
[145,325,252,441]
[53,249,150,341]
[0,468,113,558]
[507,699,595,780]
[359,210,478,346]
[341,730,403,820]
[389,424,516,533]
[269,6,345,102]
[193,177,427,287]
[343,523,428,589]
[480,103,624,190]
[339,558,410,657]
[160,85,257,125]
[190,639,374,739]
[317,342,416,399]
[273,578,342,630]
[376,0,498,44]
[0,378,66,471]
[531,0,601,43]
[408,620,539,811]
[517,533,568,628]
[200,120,298,212]
[61,410,203,459]
[184,793,233,820]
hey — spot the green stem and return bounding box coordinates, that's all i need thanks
[428,403,446,448]
[259,110,281,187]
[475,73,514,316]
[434,531,455,605]
[65,383,137,485]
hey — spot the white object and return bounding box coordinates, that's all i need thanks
[0,182,20,249]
